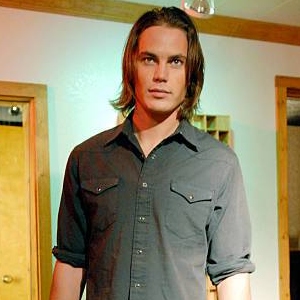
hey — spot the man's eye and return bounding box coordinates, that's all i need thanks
[143,57,155,65]
[171,58,184,66]
[175,59,183,64]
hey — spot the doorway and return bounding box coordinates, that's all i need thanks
[0,81,52,300]
[276,76,300,300]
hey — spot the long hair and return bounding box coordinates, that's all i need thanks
[111,6,205,120]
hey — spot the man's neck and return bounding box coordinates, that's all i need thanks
[133,110,180,157]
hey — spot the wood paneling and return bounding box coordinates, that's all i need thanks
[0,0,300,46]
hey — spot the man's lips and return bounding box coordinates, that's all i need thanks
[148,88,171,97]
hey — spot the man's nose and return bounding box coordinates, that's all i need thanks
[153,63,168,82]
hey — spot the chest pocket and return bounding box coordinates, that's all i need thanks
[81,177,119,231]
[166,180,214,239]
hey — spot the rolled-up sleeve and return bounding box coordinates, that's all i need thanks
[206,156,255,285]
[52,149,87,268]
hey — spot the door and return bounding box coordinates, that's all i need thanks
[0,101,32,299]
[0,81,52,300]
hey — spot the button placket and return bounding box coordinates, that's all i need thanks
[130,153,158,299]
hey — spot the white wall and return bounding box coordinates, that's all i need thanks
[1,6,300,300]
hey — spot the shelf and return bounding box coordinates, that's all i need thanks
[191,114,231,146]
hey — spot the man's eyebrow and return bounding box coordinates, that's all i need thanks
[138,51,157,57]
[169,54,187,60]
[138,51,187,60]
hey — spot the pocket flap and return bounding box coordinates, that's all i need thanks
[170,180,213,203]
[81,177,119,195]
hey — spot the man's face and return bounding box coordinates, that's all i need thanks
[134,25,188,120]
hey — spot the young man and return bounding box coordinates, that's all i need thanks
[50,6,255,300]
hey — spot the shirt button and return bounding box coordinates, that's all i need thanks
[138,216,146,222]
[189,194,194,200]
[150,153,156,159]
[137,249,143,254]
[142,182,148,188]
[135,283,141,288]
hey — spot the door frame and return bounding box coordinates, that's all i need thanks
[0,81,51,300]
[276,75,300,300]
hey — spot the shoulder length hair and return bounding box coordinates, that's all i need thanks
[111,6,205,120]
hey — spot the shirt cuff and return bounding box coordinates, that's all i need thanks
[52,246,86,268]
[207,257,255,285]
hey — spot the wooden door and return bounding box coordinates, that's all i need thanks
[0,81,52,300]
[0,101,32,299]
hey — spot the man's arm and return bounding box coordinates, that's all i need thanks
[49,260,86,300]
[217,273,251,300]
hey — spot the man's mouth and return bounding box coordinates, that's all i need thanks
[148,88,171,97]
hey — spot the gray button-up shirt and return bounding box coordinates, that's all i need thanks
[53,117,255,300]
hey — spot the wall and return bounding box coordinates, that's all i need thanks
[1,6,300,300]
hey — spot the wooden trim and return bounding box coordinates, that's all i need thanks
[276,76,300,88]
[193,15,300,46]
[276,82,290,300]
[275,75,300,300]
[0,0,300,46]
[0,81,52,300]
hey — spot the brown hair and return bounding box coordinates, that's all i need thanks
[111,6,205,120]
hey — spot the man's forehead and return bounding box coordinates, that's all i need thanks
[137,26,188,54]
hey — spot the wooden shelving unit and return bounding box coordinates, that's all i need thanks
[192,114,232,299]
[205,276,218,300]
[191,114,231,146]
[118,113,231,299]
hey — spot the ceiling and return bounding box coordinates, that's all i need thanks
[123,0,300,27]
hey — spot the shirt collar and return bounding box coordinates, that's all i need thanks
[172,119,200,152]
[104,114,200,153]
[103,113,135,147]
